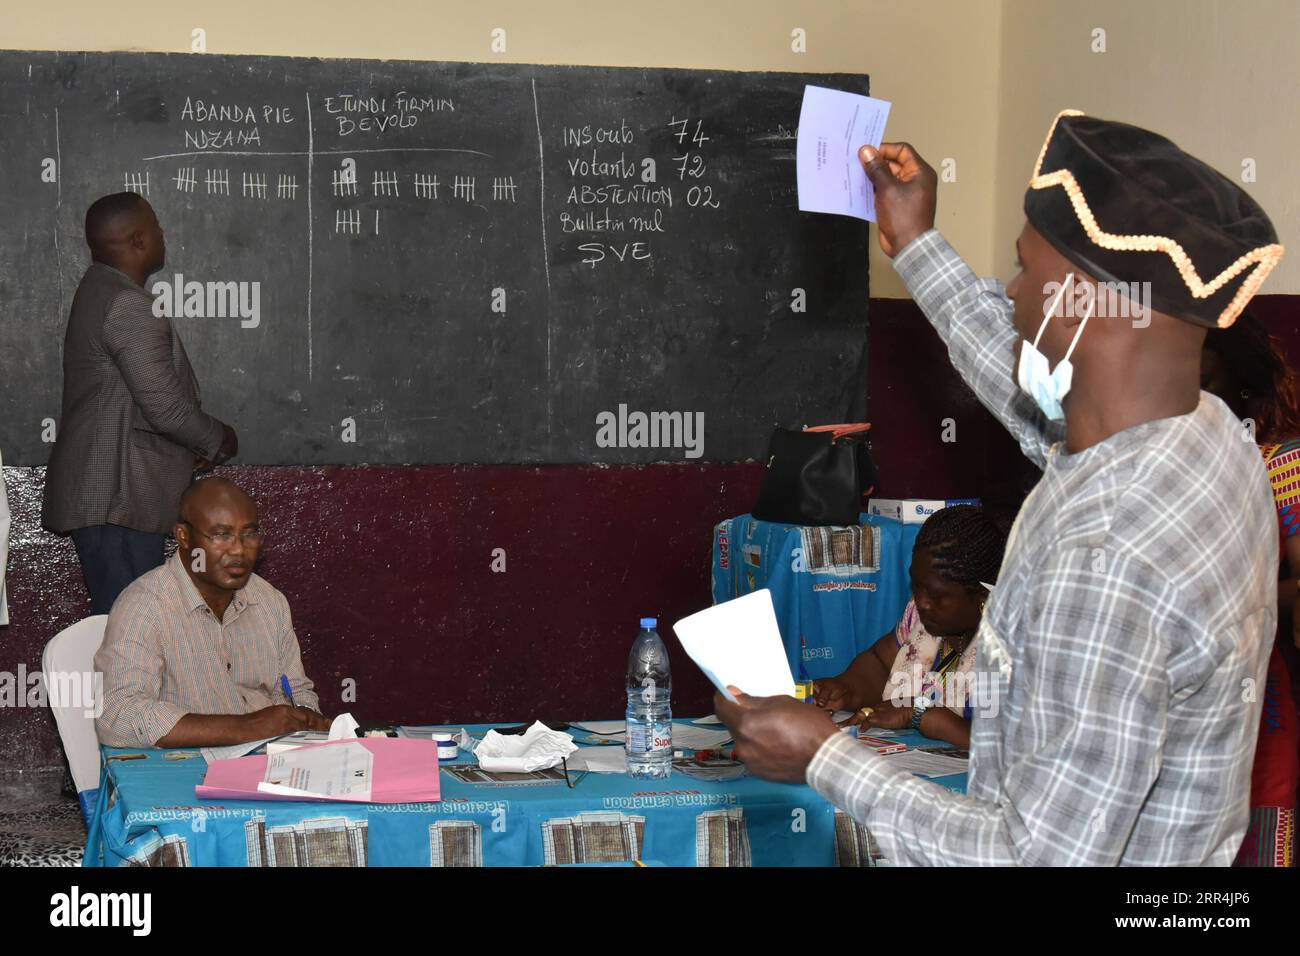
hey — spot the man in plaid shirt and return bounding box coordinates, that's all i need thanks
[717,112,1284,865]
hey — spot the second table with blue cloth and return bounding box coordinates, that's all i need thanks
[84,720,967,867]
[712,513,923,682]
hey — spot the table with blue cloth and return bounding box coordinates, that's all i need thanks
[712,514,923,683]
[84,721,966,867]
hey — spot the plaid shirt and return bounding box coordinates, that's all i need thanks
[807,230,1277,865]
[94,551,320,747]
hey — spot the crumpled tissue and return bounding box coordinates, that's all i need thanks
[474,721,577,773]
[329,712,361,739]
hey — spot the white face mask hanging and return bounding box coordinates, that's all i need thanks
[1015,272,1096,422]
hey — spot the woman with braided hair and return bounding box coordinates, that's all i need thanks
[1202,312,1299,868]
[812,504,1006,749]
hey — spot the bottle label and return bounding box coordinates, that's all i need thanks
[627,719,672,755]
[651,722,672,752]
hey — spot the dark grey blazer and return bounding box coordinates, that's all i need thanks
[42,264,228,535]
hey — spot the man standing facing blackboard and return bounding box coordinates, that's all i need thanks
[42,193,238,615]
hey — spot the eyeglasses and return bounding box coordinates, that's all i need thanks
[183,522,263,547]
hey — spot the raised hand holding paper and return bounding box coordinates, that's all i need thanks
[796,85,892,221]
[672,589,796,702]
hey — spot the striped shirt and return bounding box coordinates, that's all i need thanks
[94,551,320,747]
[807,229,1277,865]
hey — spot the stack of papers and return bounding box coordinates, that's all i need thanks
[266,731,332,756]
[200,712,360,764]
[201,738,273,764]
[879,748,969,779]
[197,737,441,803]
[569,721,732,751]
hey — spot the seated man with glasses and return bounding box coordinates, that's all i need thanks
[94,476,332,747]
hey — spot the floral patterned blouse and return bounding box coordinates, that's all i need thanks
[881,599,978,717]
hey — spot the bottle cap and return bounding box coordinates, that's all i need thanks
[640,617,657,628]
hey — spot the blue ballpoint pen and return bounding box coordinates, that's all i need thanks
[280,674,296,707]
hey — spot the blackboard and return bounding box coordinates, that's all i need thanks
[0,52,870,465]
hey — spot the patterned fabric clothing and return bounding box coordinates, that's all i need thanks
[881,600,977,717]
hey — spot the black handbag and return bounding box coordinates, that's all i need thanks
[751,423,877,527]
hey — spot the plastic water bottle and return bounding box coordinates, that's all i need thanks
[626,616,673,779]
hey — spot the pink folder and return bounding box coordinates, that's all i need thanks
[197,737,442,804]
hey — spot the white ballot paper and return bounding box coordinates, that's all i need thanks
[568,721,627,736]
[881,749,969,779]
[566,748,629,774]
[258,740,374,801]
[673,589,796,703]
[202,737,274,764]
[796,85,892,221]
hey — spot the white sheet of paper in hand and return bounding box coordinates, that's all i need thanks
[673,589,796,703]
[796,85,892,221]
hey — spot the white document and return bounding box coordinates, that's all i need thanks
[397,725,477,754]
[567,748,628,774]
[878,748,969,779]
[203,711,359,763]
[796,85,892,221]
[201,737,275,764]
[673,589,796,703]
[572,721,731,750]
[669,724,733,750]
[258,740,374,800]
[568,721,627,735]
[266,731,332,756]
[691,715,722,725]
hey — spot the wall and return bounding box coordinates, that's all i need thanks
[993,0,1299,289]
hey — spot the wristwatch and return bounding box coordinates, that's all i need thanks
[910,696,932,730]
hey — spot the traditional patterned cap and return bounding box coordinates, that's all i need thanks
[1024,110,1283,328]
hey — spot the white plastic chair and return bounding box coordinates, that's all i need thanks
[41,615,109,825]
